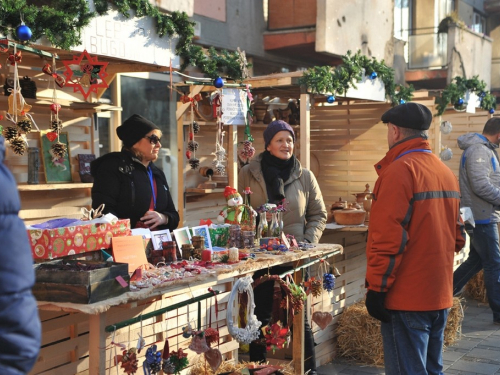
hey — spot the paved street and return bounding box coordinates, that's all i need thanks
[318,298,500,374]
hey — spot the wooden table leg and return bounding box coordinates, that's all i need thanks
[293,268,305,375]
[89,312,106,375]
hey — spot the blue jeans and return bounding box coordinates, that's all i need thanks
[381,309,449,375]
[453,223,500,322]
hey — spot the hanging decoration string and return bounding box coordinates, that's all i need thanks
[211,89,226,175]
[186,88,200,169]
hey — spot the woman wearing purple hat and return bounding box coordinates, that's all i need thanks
[239,119,327,374]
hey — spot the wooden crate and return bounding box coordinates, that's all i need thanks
[33,260,130,304]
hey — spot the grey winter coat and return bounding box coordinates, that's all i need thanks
[238,153,327,243]
[458,132,500,224]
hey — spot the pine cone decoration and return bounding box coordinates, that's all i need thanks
[150,362,162,374]
[10,137,26,155]
[3,126,19,141]
[17,118,32,133]
[187,140,199,152]
[310,279,323,298]
[188,157,200,170]
[121,349,138,374]
[51,142,67,158]
[193,121,200,134]
[51,119,62,133]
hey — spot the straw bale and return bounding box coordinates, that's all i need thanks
[464,270,487,303]
[189,358,296,375]
[336,297,464,366]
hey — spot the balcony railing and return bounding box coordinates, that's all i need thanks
[407,32,447,70]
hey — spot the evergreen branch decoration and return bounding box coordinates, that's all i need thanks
[0,0,249,81]
[435,76,496,116]
[298,50,414,106]
[0,0,195,63]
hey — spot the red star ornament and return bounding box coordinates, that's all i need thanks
[62,50,109,100]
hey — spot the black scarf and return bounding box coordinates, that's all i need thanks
[261,151,298,204]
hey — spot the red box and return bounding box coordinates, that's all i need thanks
[27,219,131,260]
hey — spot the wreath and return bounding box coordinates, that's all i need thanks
[226,275,262,344]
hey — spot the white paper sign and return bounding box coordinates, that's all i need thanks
[221,88,248,125]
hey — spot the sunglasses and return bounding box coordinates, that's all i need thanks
[144,134,161,145]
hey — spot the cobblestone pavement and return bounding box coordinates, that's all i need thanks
[317,298,500,375]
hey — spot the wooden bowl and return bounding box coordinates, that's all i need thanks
[333,209,366,225]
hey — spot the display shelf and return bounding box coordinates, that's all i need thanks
[17,183,93,191]
[185,187,224,195]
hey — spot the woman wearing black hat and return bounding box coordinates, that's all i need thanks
[91,114,179,231]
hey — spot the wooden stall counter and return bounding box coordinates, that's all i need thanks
[33,243,342,375]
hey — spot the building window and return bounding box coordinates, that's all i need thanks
[471,12,485,33]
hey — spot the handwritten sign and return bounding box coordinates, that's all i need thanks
[221,88,247,125]
[112,236,148,273]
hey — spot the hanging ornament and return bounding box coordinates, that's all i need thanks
[204,347,223,372]
[326,95,335,104]
[185,150,192,160]
[16,23,32,41]
[143,345,162,375]
[7,51,22,66]
[187,140,199,152]
[120,348,139,375]
[440,120,452,135]
[213,77,224,88]
[51,119,62,133]
[323,273,335,292]
[3,126,19,141]
[192,121,200,134]
[311,311,333,330]
[10,137,26,155]
[188,157,200,170]
[399,98,406,104]
[16,118,32,133]
[188,331,210,354]
[440,147,453,161]
[62,50,109,100]
[490,108,495,114]
[370,71,378,80]
[46,131,58,142]
[456,98,464,106]
[50,103,61,114]
[168,349,189,374]
[51,142,67,159]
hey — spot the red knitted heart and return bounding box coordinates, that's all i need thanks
[312,311,333,330]
[46,132,57,142]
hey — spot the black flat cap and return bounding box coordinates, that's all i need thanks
[381,103,432,130]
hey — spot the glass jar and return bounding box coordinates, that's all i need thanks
[269,212,280,237]
[257,212,268,241]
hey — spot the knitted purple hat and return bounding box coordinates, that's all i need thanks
[263,120,295,148]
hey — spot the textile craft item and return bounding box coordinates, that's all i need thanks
[226,275,262,344]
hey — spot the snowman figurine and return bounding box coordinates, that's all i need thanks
[217,186,245,224]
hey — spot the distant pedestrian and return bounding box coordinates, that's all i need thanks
[365,103,465,374]
[453,117,500,325]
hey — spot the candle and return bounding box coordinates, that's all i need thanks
[228,247,239,262]
[201,249,212,262]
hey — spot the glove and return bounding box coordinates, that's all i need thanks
[365,290,391,323]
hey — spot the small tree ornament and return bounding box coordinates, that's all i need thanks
[440,120,452,134]
[143,345,163,375]
[440,146,453,161]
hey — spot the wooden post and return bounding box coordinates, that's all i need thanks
[299,92,311,170]
[292,266,305,375]
[88,313,106,375]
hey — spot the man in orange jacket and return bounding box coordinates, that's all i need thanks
[365,103,465,375]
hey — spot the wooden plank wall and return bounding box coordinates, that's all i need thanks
[310,97,439,208]
[30,280,233,375]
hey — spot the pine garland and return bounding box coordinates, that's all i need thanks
[299,50,414,106]
[0,0,249,81]
[435,76,497,116]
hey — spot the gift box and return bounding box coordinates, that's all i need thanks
[32,260,130,304]
[27,219,131,260]
[209,225,230,247]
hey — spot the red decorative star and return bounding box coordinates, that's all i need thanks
[62,50,109,100]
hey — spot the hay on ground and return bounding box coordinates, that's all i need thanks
[189,358,296,375]
[464,270,488,303]
[336,297,464,366]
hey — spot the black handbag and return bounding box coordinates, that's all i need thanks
[3,76,37,99]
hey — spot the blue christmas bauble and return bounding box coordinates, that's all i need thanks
[399,99,406,104]
[489,108,495,114]
[213,77,224,88]
[370,71,378,80]
[327,95,335,103]
[457,98,464,106]
[479,91,486,98]
[16,24,32,41]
